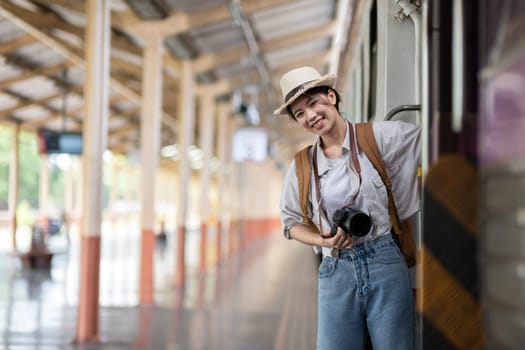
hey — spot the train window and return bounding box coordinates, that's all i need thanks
[483,0,525,67]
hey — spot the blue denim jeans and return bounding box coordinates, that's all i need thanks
[317,234,414,350]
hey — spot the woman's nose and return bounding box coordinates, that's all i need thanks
[305,108,317,120]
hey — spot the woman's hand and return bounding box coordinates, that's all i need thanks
[321,227,353,249]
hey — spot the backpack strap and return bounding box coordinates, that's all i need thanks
[294,145,319,233]
[355,123,402,236]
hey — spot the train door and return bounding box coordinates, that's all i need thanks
[478,0,525,348]
[419,0,483,349]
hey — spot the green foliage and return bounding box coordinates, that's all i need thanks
[0,125,40,209]
[49,159,64,209]
[18,129,40,208]
[0,126,10,210]
[0,125,114,214]
[16,200,35,226]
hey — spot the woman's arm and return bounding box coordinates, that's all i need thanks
[289,224,353,250]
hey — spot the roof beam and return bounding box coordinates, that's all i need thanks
[194,79,231,96]
[119,11,190,39]
[29,0,142,56]
[112,0,299,36]
[2,85,83,123]
[115,106,140,119]
[270,50,332,86]
[0,1,178,130]
[109,123,138,138]
[192,47,249,74]
[0,85,83,120]
[261,20,336,52]
[0,61,74,90]
[0,34,36,55]
[30,0,85,14]
[111,56,142,76]
[1,2,85,65]
[28,95,141,131]
[27,103,84,130]
[191,0,299,27]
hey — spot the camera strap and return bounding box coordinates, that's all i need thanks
[312,121,362,234]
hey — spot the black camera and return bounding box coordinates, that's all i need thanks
[330,207,371,237]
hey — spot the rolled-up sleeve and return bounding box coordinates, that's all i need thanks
[279,160,307,239]
[373,121,421,220]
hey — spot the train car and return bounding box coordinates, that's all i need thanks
[338,0,525,349]
[478,1,525,348]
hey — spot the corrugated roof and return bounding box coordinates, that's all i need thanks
[0,0,356,162]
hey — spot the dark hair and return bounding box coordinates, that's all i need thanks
[286,86,341,121]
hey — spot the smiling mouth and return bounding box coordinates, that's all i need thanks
[311,118,323,128]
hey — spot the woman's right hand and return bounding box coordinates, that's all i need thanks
[321,228,353,249]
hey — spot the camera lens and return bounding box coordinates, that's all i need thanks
[332,207,371,237]
[348,212,371,237]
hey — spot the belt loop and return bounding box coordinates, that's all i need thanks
[331,248,340,259]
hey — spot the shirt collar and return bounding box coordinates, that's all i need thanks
[314,120,351,175]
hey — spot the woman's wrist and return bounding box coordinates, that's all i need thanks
[320,235,328,247]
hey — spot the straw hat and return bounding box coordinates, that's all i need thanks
[273,66,336,116]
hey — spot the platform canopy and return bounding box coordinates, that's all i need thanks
[0,0,358,163]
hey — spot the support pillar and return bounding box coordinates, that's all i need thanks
[198,93,215,273]
[175,60,195,286]
[75,0,110,342]
[139,36,163,304]
[227,118,241,256]
[216,103,230,263]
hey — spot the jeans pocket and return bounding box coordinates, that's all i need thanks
[318,256,337,279]
[374,241,404,265]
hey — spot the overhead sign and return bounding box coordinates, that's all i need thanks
[232,127,268,162]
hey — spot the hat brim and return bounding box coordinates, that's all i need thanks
[273,74,337,116]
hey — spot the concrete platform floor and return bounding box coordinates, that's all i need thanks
[0,225,319,349]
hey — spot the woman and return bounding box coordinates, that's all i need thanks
[276,66,420,350]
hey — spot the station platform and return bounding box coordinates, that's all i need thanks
[0,221,319,349]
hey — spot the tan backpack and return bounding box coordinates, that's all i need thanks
[294,122,417,267]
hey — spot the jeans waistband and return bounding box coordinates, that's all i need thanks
[337,233,395,260]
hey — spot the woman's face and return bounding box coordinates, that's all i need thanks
[289,89,339,136]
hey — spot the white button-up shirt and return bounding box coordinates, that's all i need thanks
[279,120,421,256]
